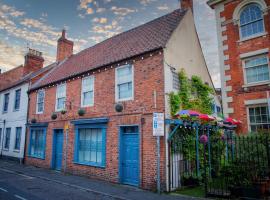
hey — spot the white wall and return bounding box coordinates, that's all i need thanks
[163,10,221,191]
[0,82,29,159]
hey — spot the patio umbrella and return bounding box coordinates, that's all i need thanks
[224,117,241,125]
[199,114,216,122]
[175,110,201,118]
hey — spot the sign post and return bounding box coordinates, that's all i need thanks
[153,113,164,194]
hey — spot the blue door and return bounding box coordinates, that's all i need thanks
[52,130,63,170]
[120,126,139,186]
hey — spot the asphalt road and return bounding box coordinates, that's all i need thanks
[0,160,196,200]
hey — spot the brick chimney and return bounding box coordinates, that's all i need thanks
[56,29,73,62]
[180,0,193,12]
[24,48,44,75]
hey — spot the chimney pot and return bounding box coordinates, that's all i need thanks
[56,30,73,62]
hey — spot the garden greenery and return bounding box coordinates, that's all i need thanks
[169,69,214,116]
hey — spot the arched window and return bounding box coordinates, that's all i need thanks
[240,3,264,38]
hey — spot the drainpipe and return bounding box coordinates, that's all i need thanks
[0,119,6,158]
[23,90,31,164]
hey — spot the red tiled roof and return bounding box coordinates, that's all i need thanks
[31,9,187,90]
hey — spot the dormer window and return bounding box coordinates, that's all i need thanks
[239,3,264,39]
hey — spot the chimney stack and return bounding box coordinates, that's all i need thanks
[56,29,73,62]
[180,0,193,12]
[24,48,44,75]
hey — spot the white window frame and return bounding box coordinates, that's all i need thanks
[247,104,270,132]
[242,54,270,85]
[36,89,45,114]
[233,0,267,42]
[81,76,95,107]
[115,64,134,102]
[55,84,66,112]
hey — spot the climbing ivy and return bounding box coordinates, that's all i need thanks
[169,69,214,116]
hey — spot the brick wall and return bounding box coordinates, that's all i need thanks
[218,0,270,133]
[25,51,166,190]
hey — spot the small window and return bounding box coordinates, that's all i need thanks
[4,128,11,149]
[240,3,264,39]
[81,76,94,107]
[3,93,9,113]
[56,84,66,111]
[14,89,21,111]
[249,106,270,132]
[74,127,106,167]
[116,65,133,101]
[172,70,180,90]
[14,127,22,150]
[29,128,46,159]
[0,128,2,146]
[244,55,269,84]
[36,90,45,114]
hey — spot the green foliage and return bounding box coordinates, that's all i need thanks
[169,69,214,116]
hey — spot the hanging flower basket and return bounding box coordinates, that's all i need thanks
[51,112,57,120]
[31,118,37,124]
[78,108,86,116]
[61,109,67,115]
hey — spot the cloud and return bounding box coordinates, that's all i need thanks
[90,19,121,40]
[139,0,156,6]
[157,4,169,10]
[111,6,135,16]
[96,7,106,13]
[78,0,93,10]
[0,4,25,17]
[92,17,108,24]
[86,7,94,14]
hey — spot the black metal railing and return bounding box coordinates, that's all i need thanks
[169,126,270,199]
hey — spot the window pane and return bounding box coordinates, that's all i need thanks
[78,128,103,165]
[14,127,21,150]
[30,129,45,158]
[118,82,132,99]
[14,89,21,110]
[249,106,270,132]
[4,128,11,149]
[240,4,264,38]
[57,97,65,110]
[3,93,9,112]
[83,91,93,106]
[245,56,269,84]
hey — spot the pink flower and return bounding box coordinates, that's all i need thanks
[200,134,208,144]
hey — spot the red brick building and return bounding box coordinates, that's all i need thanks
[25,1,216,191]
[208,0,270,133]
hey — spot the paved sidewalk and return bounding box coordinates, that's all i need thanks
[0,159,200,200]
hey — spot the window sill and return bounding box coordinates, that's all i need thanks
[2,111,8,114]
[13,109,19,112]
[73,161,105,168]
[2,148,9,151]
[36,112,44,115]
[238,32,268,43]
[28,154,45,160]
[116,97,134,102]
[81,104,94,108]
[242,81,270,88]
[13,149,20,153]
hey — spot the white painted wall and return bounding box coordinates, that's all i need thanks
[163,10,221,191]
[0,82,29,159]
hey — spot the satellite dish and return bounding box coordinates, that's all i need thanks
[115,103,123,112]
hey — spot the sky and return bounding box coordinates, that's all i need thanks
[0,0,220,87]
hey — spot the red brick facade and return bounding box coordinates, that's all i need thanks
[25,51,166,190]
[210,0,270,133]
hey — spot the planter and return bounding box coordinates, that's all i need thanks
[51,113,57,120]
[229,186,262,198]
[181,177,200,187]
[78,108,86,116]
[31,118,37,124]
[61,109,67,115]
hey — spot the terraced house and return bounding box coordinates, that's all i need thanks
[0,49,53,162]
[25,1,218,191]
[208,0,270,133]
